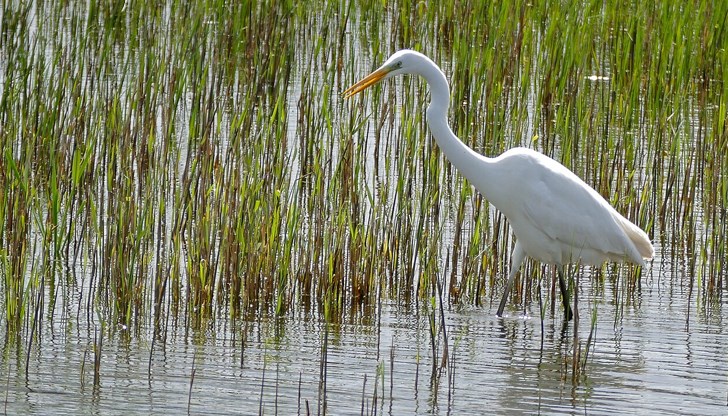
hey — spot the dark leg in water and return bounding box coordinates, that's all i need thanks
[557,268,573,321]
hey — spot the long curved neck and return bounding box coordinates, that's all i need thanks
[418,61,490,186]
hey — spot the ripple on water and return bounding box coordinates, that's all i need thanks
[2,278,727,414]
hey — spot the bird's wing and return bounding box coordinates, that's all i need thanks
[515,157,641,264]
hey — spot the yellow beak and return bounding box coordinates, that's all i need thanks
[343,66,391,98]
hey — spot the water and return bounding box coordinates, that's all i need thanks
[3,269,726,415]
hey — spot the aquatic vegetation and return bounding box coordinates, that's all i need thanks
[0,0,724,350]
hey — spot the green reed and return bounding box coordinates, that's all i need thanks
[0,0,725,350]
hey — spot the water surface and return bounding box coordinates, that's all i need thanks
[4,270,726,415]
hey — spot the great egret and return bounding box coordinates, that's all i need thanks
[344,50,654,320]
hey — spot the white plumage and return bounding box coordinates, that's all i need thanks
[345,50,653,319]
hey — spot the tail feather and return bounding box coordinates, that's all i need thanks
[615,214,654,264]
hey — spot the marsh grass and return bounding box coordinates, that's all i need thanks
[0,0,726,396]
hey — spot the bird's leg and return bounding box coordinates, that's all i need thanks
[497,241,525,317]
[557,268,573,321]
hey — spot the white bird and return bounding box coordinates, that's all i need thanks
[344,50,654,320]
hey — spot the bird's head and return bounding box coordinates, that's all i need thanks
[343,49,430,98]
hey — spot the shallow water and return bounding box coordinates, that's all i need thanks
[3,268,726,415]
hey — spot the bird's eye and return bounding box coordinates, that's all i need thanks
[396,61,403,68]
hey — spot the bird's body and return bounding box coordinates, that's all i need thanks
[475,146,652,267]
[344,50,653,319]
